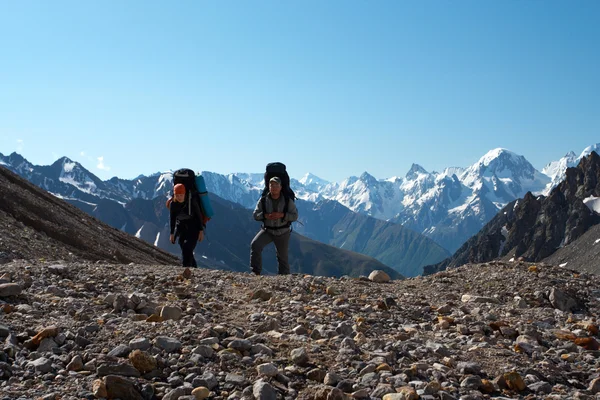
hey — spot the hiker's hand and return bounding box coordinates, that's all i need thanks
[170,234,175,244]
[265,213,275,220]
[272,212,284,219]
[198,231,204,242]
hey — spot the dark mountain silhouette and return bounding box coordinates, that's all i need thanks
[425,152,600,275]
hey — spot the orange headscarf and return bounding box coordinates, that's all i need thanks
[174,184,186,195]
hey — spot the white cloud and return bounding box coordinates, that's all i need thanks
[97,156,111,171]
[80,151,86,156]
[16,139,23,152]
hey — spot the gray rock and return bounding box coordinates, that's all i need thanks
[0,283,21,297]
[589,377,600,394]
[457,362,481,375]
[529,381,553,394]
[461,294,500,304]
[154,336,182,353]
[368,270,391,283]
[251,343,274,356]
[549,288,579,312]
[225,373,247,386]
[29,357,53,374]
[257,363,278,377]
[256,318,280,333]
[371,384,395,397]
[160,305,183,321]
[48,264,69,276]
[104,375,143,400]
[253,379,277,400]
[37,338,58,353]
[290,347,309,366]
[129,338,151,351]
[192,345,215,358]
[108,344,132,357]
[66,355,83,371]
[163,386,192,400]
[193,372,218,390]
[460,375,482,390]
[227,339,252,352]
[0,324,10,337]
[324,372,341,386]
[97,363,141,377]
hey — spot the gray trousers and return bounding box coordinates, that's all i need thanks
[250,229,290,275]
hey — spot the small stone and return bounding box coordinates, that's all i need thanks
[66,355,83,371]
[290,347,309,366]
[129,338,151,351]
[257,363,278,377]
[192,386,210,400]
[104,375,144,400]
[589,377,600,394]
[253,379,277,400]
[154,336,182,353]
[0,283,22,297]
[324,372,341,386]
[504,371,526,391]
[108,344,131,357]
[93,379,108,398]
[292,325,308,335]
[383,387,418,399]
[368,270,391,283]
[326,286,339,296]
[376,363,392,372]
[251,289,272,301]
[160,305,183,321]
[307,368,326,382]
[128,350,156,373]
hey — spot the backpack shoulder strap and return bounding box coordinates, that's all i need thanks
[283,193,289,214]
[261,195,267,219]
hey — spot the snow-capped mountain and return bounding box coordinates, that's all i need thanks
[299,172,330,192]
[311,149,551,252]
[2,142,597,256]
[542,143,600,194]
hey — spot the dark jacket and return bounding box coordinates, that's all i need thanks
[170,195,204,236]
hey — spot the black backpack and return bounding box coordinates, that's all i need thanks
[173,168,199,194]
[260,162,296,215]
[172,168,208,226]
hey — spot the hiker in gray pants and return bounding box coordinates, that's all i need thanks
[250,177,298,275]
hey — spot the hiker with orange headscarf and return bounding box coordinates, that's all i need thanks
[167,183,205,267]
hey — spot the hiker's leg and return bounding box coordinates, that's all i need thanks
[250,229,273,275]
[181,232,197,267]
[178,237,188,267]
[273,231,291,275]
[189,229,200,268]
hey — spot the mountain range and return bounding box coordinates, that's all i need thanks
[425,150,600,275]
[1,143,598,276]
[0,164,400,278]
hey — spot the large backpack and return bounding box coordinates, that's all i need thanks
[260,162,296,215]
[171,168,212,226]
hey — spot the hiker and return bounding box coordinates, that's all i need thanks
[250,176,298,275]
[168,183,205,268]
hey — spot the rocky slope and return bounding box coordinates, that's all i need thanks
[2,260,600,400]
[0,166,178,266]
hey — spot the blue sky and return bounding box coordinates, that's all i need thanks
[0,1,598,182]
